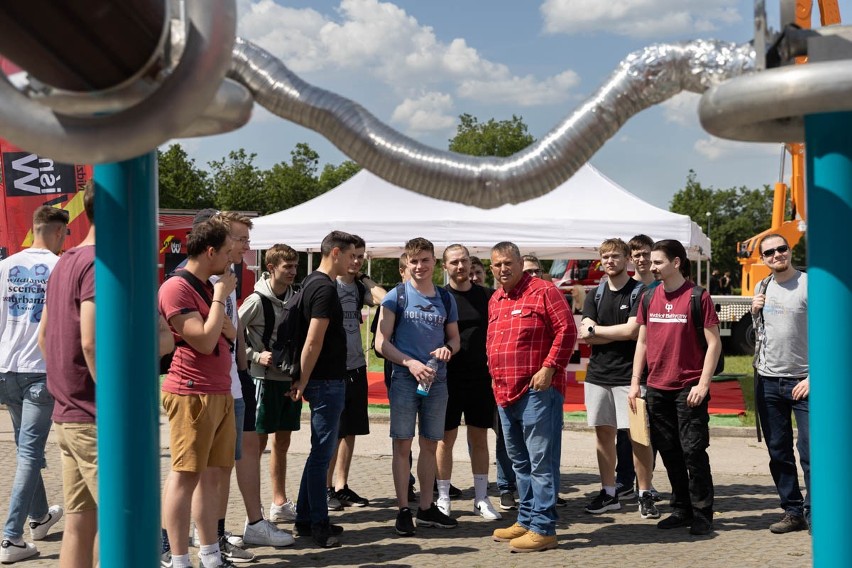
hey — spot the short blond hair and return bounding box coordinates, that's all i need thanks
[218,211,254,230]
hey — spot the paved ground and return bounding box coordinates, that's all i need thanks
[0,412,811,567]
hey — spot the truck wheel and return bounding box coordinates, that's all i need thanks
[732,313,755,355]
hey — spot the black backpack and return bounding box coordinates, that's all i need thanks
[642,284,724,376]
[253,278,366,375]
[593,279,644,316]
[370,282,452,359]
[159,270,233,375]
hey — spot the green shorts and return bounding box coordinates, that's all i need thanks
[254,378,302,434]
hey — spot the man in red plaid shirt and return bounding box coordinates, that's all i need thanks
[486,242,576,552]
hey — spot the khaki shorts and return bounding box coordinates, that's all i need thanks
[55,422,99,513]
[163,392,235,472]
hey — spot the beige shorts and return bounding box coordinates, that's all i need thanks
[55,422,99,513]
[162,392,235,472]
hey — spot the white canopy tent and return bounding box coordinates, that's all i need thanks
[251,164,711,261]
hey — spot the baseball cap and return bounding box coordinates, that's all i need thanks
[192,208,220,228]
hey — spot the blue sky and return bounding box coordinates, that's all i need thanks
[175,0,850,209]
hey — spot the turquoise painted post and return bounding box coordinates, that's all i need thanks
[805,112,852,566]
[94,154,159,567]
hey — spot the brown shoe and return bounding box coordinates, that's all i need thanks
[492,522,528,542]
[508,530,558,553]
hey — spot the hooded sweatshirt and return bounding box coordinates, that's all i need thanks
[238,273,296,382]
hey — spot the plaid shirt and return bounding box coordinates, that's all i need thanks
[487,273,576,407]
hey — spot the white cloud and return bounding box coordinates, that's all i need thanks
[694,136,779,161]
[390,92,456,133]
[237,0,579,107]
[660,92,700,126]
[540,0,741,39]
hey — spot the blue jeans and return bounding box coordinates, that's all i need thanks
[295,379,345,526]
[388,371,448,441]
[495,415,516,493]
[0,372,54,540]
[756,375,810,519]
[498,388,563,536]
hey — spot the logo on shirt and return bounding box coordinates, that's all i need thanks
[414,303,435,312]
[665,302,673,312]
[620,304,629,310]
[3,264,50,322]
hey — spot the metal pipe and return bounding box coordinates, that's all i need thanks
[230,38,754,209]
[0,0,236,164]
[94,154,160,568]
[699,60,852,142]
[805,110,852,566]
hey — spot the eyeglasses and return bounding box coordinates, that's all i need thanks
[524,268,542,275]
[231,236,250,245]
[761,244,789,258]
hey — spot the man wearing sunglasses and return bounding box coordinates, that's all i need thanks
[752,234,810,534]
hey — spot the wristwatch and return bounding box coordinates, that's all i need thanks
[587,325,596,337]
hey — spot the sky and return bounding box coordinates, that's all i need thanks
[173,0,850,209]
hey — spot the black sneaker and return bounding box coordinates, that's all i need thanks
[769,513,807,534]
[408,483,417,503]
[649,488,663,502]
[584,490,621,514]
[616,482,635,500]
[555,496,568,507]
[336,485,369,507]
[326,487,344,511]
[311,521,341,548]
[689,513,714,535]
[395,508,416,536]
[639,493,661,519]
[219,535,255,563]
[499,492,517,511]
[294,522,343,537]
[433,482,463,499]
[657,510,693,530]
[416,503,458,529]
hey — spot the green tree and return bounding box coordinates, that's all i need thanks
[319,160,361,191]
[448,113,535,157]
[157,144,213,209]
[208,149,266,213]
[670,171,774,281]
[263,143,325,212]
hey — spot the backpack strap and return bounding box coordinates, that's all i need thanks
[629,281,644,312]
[255,292,275,351]
[593,280,607,315]
[691,285,705,338]
[437,286,452,320]
[641,285,653,323]
[172,270,212,307]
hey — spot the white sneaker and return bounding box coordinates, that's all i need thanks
[225,531,244,549]
[474,498,503,521]
[437,496,452,516]
[268,501,296,522]
[0,539,38,563]
[242,519,295,547]
[29,505,63,541]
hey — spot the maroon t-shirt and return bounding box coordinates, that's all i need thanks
[636,281,719,390]
[159,275,232,395]
[45,245,96,423]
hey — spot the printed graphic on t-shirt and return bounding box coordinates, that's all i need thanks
[4,263,50,322]
[648,301,687,324]
[404,303,448,327]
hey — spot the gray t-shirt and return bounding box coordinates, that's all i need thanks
[337,279,365,370]
[758,271,808,377]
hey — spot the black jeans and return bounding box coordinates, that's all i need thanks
[646,386,714,518]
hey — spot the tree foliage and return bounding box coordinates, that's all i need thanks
[448,113,535,157]
[208,149,266,213]
[157,144,213,209]
[670,170,775,281]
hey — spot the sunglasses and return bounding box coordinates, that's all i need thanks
[761,244,789,258]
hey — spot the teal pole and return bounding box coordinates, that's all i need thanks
[805,112,852,566]
[94,154,159,567]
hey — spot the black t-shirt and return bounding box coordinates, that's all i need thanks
[300,271,346,380]
[445,284,493,381]
[582,278,642,386]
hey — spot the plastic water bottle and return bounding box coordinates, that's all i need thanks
[417,357,439,397]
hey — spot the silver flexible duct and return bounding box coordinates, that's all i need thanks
[230,38,754,209]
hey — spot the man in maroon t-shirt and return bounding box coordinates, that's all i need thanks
[39,181,98,568]
[629,239,721,536]
[159,219,237,568]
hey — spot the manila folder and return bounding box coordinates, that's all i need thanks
[629,398,651,446]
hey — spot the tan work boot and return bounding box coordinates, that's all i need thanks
[492,522,528,542]
[508,530,558,553]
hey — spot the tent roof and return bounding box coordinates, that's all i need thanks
[251,164,711,260]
